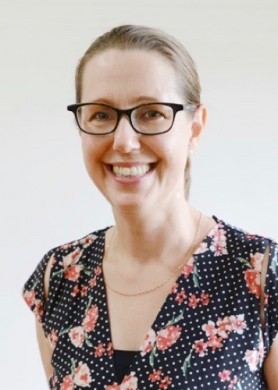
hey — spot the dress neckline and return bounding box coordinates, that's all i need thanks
[94,215,223,383]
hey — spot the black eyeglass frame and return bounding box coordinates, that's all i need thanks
[67,102,199,136]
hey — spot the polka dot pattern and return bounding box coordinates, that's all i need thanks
[22,215,278,389]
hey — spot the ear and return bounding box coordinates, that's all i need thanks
[188,104,207,152]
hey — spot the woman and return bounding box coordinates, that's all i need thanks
[22,25,278,389]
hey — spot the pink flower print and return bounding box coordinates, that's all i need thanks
[60,374,74,390]
[230,314,247,334]
[140,329,156,355]
[243,329,264,373]
[107,342,114,356]
[120,372,138,389]
[208,223,220,238]
[52,375,58,386]
[228,376,238,389]
[159,376,172,389]
[23,288,44,323]
[82,304,99,332]
[73,362,92,387]
[81,285,88,297]
[213,226,226,242]
[80,234,97,248]
[218,369,232,382]
[188,294,199,308]
[65,264,82,282]
[200,292,210,306]
[94,265,102,276]
[250,252,264,272]
[69,326,85,348]
[71,285,80,297]
[156,325,182,351]
[34,299,44,323]
[89,277,97,288]
[149,370,162,382]
[47,329,59,349]
[246,233,257,239]
[193,339,208,357]
[62,248,83,268]
[175,290,187,304]
[244,350,260,372]
[244,269,260,298]
[216,317,232,339]
[210,228,228,256]
[23,289,36,307]
[210,241,228,256]
[182,315,247,381]
[149,371,172,389]
[202,320,217,338]
[94,342,106,357]
[105,385,120,390]
[182,258,194,278]
[206,335,223,352]
[171,282,179,294]
[60,242,74,250]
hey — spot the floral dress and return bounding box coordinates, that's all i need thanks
[22,215,278,389]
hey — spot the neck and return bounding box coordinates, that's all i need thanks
[110,198,201,267]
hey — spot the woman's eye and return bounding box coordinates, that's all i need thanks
[93,112,110,120]
[145,110,163,119]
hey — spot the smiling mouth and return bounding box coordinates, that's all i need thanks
[107,163,156,178]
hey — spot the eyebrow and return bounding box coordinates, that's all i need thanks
[89,96,161,106]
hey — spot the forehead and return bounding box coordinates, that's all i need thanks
[81,49,182,105]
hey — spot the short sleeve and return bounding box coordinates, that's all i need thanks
[21,249,56,332]
[21,232,97,341]
[263,238,278,352]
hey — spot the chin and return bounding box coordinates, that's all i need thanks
[109,194,151,214]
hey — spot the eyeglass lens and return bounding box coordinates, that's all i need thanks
[77,104,174,134]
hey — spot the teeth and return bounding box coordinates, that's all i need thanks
[112,165,151,177]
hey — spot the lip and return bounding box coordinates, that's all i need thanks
[105,161,156,167]
[104,162,157,184]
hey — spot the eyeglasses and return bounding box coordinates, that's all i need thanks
[67,102,198,135]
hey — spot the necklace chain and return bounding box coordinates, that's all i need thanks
[103,211,203,297]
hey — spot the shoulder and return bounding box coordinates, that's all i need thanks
[22,227,109,325]
[42,227,109,298]
[214,215,277,258]
[223,217,277,283]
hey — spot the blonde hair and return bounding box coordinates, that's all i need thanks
[75,25,201,200]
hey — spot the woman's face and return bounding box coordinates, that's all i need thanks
[80,49,205,213]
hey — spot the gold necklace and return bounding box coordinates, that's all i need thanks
[103,211,203,297]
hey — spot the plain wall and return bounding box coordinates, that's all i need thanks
[1,0,277,388]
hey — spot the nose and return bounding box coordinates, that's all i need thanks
[112,115,141,153]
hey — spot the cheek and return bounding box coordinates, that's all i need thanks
[160,132,189,166]
[81,141,93,168]
[80,138,101,176]
[81,134,104,159]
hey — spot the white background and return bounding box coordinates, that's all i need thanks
[1,0,277,388]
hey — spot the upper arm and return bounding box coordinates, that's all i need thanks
[263,334,278,390]
[35,257,54,381]
[260,243,278,388]
[260,244,269,331]
[35,318,54,381]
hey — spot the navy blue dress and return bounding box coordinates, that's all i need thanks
[22,216,278,389]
